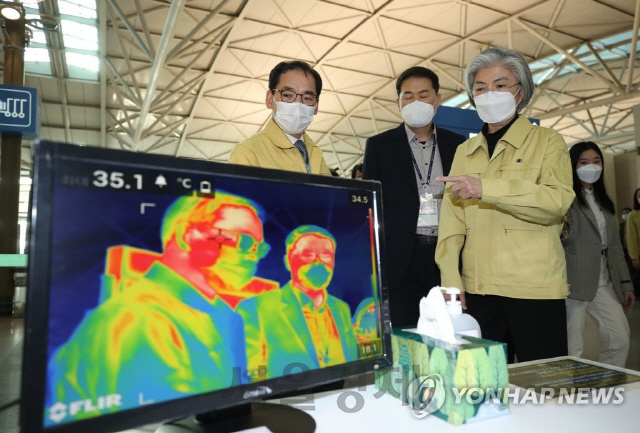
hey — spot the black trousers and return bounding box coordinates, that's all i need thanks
[388,240,439,328]
[633,269,640,297]
[464,293,568,363]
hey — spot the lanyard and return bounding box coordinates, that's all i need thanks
[408,136,437,189]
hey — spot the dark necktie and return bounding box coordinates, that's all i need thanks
[293,139,310,172]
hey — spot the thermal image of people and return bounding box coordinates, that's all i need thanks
[100,192,278,309]
[352,297,379,345]
[47,192,277,418]
[237,225,358,381]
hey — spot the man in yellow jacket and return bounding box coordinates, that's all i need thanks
[229,61,331,175]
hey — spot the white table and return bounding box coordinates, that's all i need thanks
[281,357,640,433]
[130,357,640,433]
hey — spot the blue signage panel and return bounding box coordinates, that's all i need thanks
[434,105,484,139]
[0,85,40,139]
[435,105,539,139]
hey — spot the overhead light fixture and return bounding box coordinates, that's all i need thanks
[0,2,24,21]
[26,14,59,31]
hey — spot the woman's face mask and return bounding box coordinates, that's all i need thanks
[576,164,602,184]
[473,89,520,124]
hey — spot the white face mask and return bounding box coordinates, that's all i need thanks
[576,164,602,184]
[400,100,435,128]
[273,101,315,135]
[474,90,518,124]
[622,214,628,221]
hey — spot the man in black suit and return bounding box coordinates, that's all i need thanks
[362,67,465,327]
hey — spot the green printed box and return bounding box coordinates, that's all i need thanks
[374,328,510,425]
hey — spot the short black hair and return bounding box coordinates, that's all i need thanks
[395,66,440,96]
[351,163,363,179]
[269,61,323,97]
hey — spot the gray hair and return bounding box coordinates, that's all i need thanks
[465,47,534,113]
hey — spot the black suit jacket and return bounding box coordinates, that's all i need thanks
[362,123,465,291]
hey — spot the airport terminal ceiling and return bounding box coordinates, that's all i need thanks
[1,0,639,178]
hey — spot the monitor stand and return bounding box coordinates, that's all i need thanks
[154,402,316,433]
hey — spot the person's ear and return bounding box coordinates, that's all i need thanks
[515,87,524,106]
[283,253,291,271]
[266,90,275,110]
[433,93,441,109]
[175,222,191,252]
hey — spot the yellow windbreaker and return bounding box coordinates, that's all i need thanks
[435,116,574,299]
[625,209,640,260]
[229,118,331,175]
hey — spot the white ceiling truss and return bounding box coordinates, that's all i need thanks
[4,0,640,176]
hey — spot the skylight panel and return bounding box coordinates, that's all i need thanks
[66,51,99,70]
[22,0,99,81]
[24,47,52,75]
[597,31,633,48]
[21,0,41,10]
[60,18,98,51]
[58,0,97,19]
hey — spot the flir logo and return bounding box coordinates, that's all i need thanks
[408,374,446,418]
[48,394,122,423]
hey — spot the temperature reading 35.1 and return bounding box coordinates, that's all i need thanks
[59,162,214,197]
[93,170,143,190]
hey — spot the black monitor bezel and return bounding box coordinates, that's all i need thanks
[21,140,392,433]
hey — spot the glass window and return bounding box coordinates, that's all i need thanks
[59,0,97,19]
[61,19,98,51]
[22,0,99,82]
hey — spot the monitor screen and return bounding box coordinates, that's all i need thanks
[21,141,392,433]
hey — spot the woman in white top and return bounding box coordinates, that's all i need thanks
[562,141,635,367]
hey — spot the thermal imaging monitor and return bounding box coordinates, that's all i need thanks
[21,141,392,433]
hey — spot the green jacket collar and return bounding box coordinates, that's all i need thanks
[144,261,227,312]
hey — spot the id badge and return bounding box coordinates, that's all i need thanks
[417,190,439,228]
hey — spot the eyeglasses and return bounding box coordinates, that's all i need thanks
[296,250,335,265]
[210,229,271,258]
[472,82,520,96]
[272,89,318,106]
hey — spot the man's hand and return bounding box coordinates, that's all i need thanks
[624,291,635,310]
[633,259,640,270]
[437,175,482,199]
[459,291,467,310]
